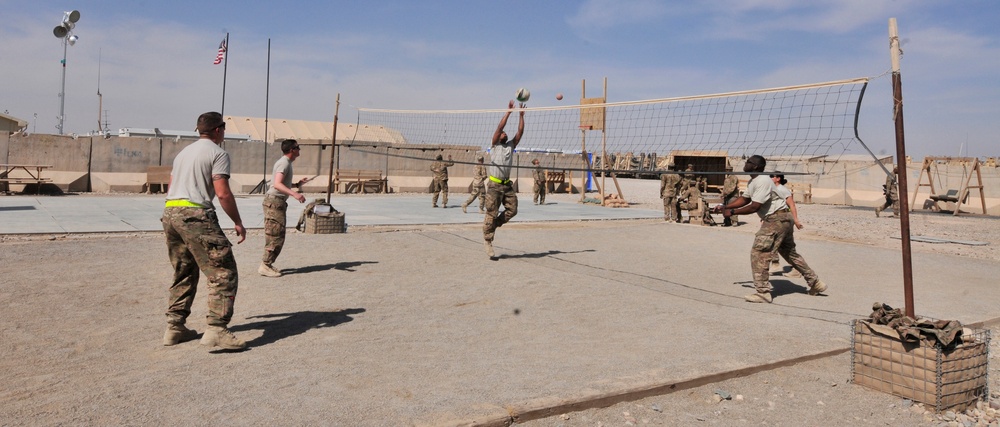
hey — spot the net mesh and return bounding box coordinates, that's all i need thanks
[354,78,869,171]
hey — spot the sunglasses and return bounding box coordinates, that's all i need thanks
[291,146,301,150]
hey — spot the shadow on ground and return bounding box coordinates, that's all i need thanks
[282,261,378,274]
[232,308,366,347]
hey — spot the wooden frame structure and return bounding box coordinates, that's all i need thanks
[579,77,626,204]
[910,156,986,215]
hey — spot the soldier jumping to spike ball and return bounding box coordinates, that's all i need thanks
[483,100,525,259]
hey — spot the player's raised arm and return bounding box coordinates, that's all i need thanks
[511,103,525,147]
[492,100,515,146]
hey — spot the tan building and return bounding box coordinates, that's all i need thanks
[0,112,28,134]
[221,116,404,144]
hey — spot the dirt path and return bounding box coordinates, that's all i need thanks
[1,184,997,426]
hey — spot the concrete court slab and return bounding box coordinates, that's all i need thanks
[1,193,997,426]
[0,193,662,234]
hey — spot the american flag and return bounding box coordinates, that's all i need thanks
[213,38,227,65]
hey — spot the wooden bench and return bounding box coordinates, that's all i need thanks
[786,182,812,204]
[146,166,172,194]
[334,169,387,194]
[0,178,53,195]
[0,164,53,194]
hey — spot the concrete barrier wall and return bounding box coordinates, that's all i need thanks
[0,133,8,164]
[91,137,158,173]
[8,134,90,171]
[3,133,997,213]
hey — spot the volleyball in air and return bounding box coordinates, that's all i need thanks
[515,88,530,102]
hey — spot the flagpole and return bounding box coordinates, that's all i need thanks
[250,38,271,195]
[263,38,271,180]
[221,32,229,116]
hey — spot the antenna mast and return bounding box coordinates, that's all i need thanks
[96,49,103,135]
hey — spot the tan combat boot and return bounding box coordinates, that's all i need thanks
[461,203,467,213]
[484,241,495,258]
[258,262,282,277]
[163,324,199,346]
[200,326,246,350]
[808,280,828,296]
[769,260,782,275]
[744,292,773,303]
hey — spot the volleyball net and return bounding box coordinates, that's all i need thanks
[354,77,870,174]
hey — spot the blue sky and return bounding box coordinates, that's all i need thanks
[1,0,997,159]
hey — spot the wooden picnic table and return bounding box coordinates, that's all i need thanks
[0,164,53,194]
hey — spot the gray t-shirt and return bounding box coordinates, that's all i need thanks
[487,142,515,181]
[742,174,785,219]
[774,183,793,201]
[165,138,231,208]
[266,155,293,199]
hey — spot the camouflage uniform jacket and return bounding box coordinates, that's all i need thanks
[532,166,546,183]
[884,174,899,200]
[472,165,487,187]
[722,174,740,199]
[660,173,681,198]
[431,160,455,181]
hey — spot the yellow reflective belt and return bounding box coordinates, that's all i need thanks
[165,199,205,208]
[489,176,511,185]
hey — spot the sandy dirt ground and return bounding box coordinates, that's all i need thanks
[1,178,997,427]
[522,180,1000,427]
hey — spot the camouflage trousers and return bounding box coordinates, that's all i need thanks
[161,207,238,327]
[431,178,449,206]
[751,210,819,294]
[662,195,679,221]
[464,183,485,210]
[533,182,546,204]
[877,194,900,216]
[483,181,518,242]
[262,195,288,264]
[724,194,739,226]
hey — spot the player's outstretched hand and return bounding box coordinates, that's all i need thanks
[234,224,247,244]
[508,100,515,109]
